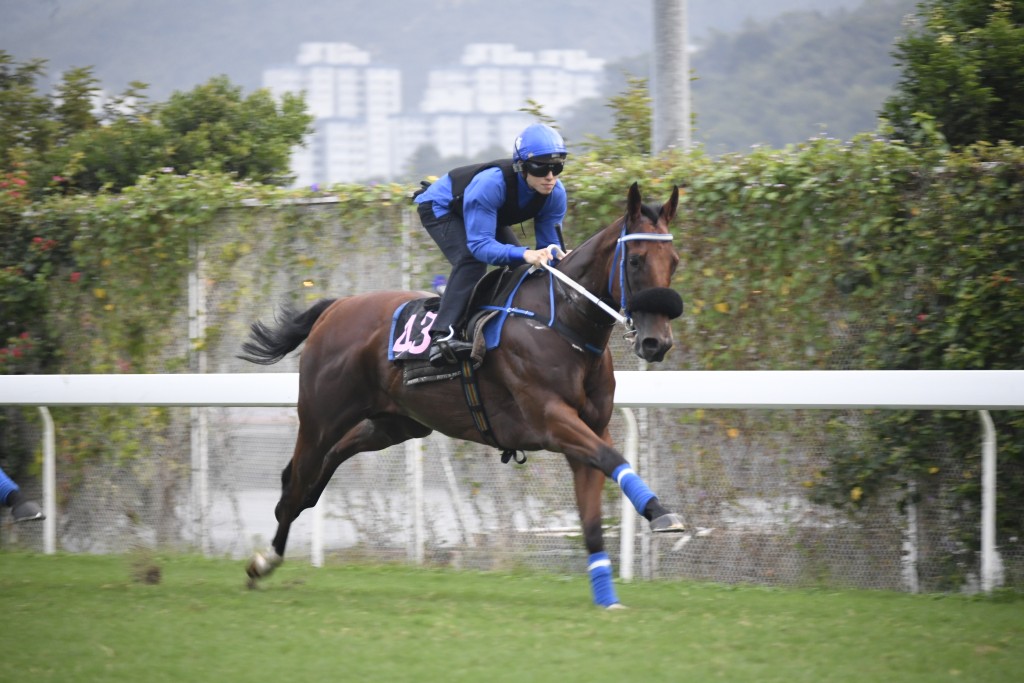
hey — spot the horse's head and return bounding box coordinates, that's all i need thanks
[613,182,683,362]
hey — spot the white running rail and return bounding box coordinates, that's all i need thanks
[2,370,1021,592]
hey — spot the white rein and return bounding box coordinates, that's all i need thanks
[535,231,675,328]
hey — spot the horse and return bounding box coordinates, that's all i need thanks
[240,182,687,608]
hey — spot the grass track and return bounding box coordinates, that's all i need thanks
[2,552,1022,682]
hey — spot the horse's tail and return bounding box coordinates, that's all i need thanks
[237,298,337,365]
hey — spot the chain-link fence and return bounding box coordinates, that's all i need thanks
[3,200,1019,593]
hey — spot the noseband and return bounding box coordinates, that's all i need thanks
[610,224,684,337]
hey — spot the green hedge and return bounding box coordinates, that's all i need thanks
[5,134,1023,565]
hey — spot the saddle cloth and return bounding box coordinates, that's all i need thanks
[388,297,496,385]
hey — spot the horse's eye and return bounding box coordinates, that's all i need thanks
[628,254,643,269]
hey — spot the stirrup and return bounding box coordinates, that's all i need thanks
[429,339,473,366]
[429,326,473,366]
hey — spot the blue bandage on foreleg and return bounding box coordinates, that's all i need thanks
[587,552,619,607]
[613,464,655,515]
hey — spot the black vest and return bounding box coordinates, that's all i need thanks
[447,159,549,226]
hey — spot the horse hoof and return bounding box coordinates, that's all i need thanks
[650,513,686,533]
[247,548,283,579]
[246,576,260,590]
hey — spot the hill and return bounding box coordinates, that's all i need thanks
[3,0,862,102]
[2,0,913,152]
[690,0,917,151]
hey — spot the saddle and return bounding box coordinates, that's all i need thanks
[390,265,534,386]
[464,264,532,340]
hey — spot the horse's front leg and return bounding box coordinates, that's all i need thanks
[545,402,687,534]
[568,457,623,609]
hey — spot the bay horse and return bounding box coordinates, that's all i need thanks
[240,182,686,607]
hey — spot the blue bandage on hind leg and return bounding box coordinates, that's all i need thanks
[613,464,655,515]
[587,552,619,607]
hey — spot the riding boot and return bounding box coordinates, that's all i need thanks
[428,325,474,367]
[6,490,44,522]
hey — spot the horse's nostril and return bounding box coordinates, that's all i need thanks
[640,337,672,362]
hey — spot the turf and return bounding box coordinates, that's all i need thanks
[2,552,1021,682]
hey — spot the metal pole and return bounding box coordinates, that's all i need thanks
[901,479,919,593]
[38,407,56,554]
[652,0,691,153]
[406,439,425,564]
[979,410,999,593]
[636,359,655,579]
[311,500,324,568]
[188,240,210,555]
[400,207,426,565]
[619,408,638,582]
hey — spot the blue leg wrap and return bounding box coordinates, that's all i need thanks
[612,464,655,515]
[587,552,619,607]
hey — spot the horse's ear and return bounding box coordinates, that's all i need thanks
[660,185,680,226]
[627,182,642,222]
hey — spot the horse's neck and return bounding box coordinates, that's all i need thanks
[544,222,622,348]
[557,222,620,301]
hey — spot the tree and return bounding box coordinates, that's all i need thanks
[0,53,55,170]
[581,75,652,160]
[0,53,315,378]
[158,76,312,185]
[882,0,1024,147]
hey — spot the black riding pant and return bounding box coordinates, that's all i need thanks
[417,201,521,335]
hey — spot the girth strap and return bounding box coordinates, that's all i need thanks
[458,359,526,465]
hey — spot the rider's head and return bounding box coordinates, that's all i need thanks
[512,124,567,180]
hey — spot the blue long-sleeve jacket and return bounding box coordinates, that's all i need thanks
[415,167,567,266]
[0,466,20,505]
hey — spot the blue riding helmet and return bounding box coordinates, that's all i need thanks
[513,124,568,166]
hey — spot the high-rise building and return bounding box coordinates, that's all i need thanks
[263,43,402,187]
[263,42,604,186]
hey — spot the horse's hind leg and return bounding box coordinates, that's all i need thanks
[246,428,317,585]
[299,414,431,512]
[246,415,431,585]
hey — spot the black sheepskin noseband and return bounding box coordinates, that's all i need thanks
[628,287,684,319]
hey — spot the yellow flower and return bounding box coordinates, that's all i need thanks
[850,486,863,502]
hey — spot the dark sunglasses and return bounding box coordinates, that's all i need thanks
[523,160,564,177]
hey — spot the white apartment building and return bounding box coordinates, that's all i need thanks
[263,42,604,186]
[263,43,402,187]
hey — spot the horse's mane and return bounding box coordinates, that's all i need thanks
[638,203,660,227]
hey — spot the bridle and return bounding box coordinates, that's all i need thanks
[540,219,681,340]
[609,223,675,337]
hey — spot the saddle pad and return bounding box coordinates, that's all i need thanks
[389,298,495,386]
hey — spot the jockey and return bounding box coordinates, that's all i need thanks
[413,123,569,366]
